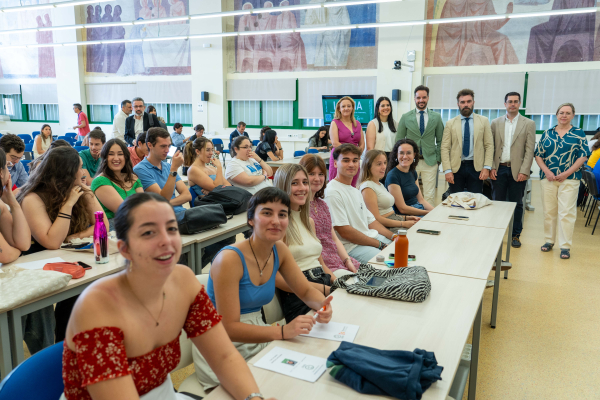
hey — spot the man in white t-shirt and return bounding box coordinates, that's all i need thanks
[325,143,393,263]
[225,136,273,194]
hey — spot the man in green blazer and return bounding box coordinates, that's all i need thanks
[396,85,444,205]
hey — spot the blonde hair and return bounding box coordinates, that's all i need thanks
[556,103,575,115]
[358,150,387,187]
[333,96,358,128]
[273,164,317,246]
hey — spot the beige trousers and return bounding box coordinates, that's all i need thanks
[416,161,439,206]
[540,179,580,250]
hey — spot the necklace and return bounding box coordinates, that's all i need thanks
[125,277,166,327]
[248,238,273,277]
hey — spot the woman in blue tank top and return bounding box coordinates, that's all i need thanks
[193,187,333,390]
[183,137,230,199]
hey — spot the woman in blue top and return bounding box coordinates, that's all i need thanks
[535,103,590,259]
[193,187,333,390]
[255,129,284,162]
[183,137,230,199]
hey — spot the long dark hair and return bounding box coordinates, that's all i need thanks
[260,126,271,142]
[0,149,6,197]
[97,139,135,188]
[17,147,93,236]
[375,97,396,133]
[263,129,277,147]
[309,126,329,148]
[40,124,52,143]
[114,192,172,243]
[183,137,212,167]
[386,138,419,174]
[247,187,290,233]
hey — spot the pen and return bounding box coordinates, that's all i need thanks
[313,305,326,319]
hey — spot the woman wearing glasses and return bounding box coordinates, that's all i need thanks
[225,136,273,194]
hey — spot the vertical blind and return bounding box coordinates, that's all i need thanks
[262,101,293,126]
[227,79,296,101]
[231,101,260,126]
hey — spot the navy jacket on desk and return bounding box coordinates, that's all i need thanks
[124,112,161,145]
[230,129,249,143]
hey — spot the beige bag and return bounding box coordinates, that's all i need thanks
[0,266,71,312]
[441,192,492,210]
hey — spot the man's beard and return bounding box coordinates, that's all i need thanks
[460,107,472,117]
[416,102,427,110]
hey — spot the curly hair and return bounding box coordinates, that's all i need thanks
[0,134,26,154]
[386,138,420,175]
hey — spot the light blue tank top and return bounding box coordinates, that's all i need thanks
[190,174,217,197]
[207,245,279,314]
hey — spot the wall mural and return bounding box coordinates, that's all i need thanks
[424,0,600,66]
[84,0,191,76]
[0,0,58,78]
[229,0,379,73]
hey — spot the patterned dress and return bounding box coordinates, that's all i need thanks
[534,126,590,180]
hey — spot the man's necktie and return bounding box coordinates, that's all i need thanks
[463,117,470,158]
[419,111,425,135]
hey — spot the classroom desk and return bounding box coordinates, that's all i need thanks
[266,152,330,168]
[205,273,487,400]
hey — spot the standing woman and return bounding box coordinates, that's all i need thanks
[34,124,53,159]
[329,96,364,187]
[535,103,590,259]
[308,126,332,152]
[365,97,396,158]
[91,139,143,231]
[299,154,360,276]
[183,137,230,199]
[225,136,273,194]
[255,129,284,162]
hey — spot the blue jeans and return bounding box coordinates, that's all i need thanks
[21,306,55,356]
[491,165,526,237]
[348,234,392,264]
[407,202,425,210]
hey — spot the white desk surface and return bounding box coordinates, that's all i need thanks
[267,152,330,167]
[422,202,516,230]
[205,273,487,400]
[369,220,505,281]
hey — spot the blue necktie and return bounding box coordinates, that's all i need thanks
[463,117,470,158]
[419,111,425,135]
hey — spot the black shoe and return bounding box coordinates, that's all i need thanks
[511,236,521,248]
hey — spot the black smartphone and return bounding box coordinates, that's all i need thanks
[449,215,469,221]
[417,229,441,235]
[61,242,92,249]
[366,276,387,287]
[78,261,93,270]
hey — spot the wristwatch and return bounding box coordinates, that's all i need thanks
[170,171,177,177]
[244,393,264,400]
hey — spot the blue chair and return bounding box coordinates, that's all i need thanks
[0,342,64,400]
[75,140,83,147]
[582,169,600,235]
[17,134,32,144]
[21,160,31,173]
[189,185,198,208]
[24,143,33,152]
[252,140,260,147]
[31,131,40,139]
[57,136,75,145]
[74,146,89,152]
[65,132,77,139]
[308,149,319,154]
[221,142,231,165]
[294,150,306,158]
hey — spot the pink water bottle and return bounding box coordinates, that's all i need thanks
[93,211,108,264]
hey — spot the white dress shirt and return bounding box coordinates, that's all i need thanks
[112,110,128,142]
[416,108,429,131]
[500,114,519,163]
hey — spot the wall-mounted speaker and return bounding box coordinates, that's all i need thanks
[201,91,209,101]
[392,89,400,101]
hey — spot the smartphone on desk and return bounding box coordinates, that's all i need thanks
[417,229,440,235]
[449,215,469,221]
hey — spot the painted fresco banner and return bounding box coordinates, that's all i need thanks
[425,0,600,66]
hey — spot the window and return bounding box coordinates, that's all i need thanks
[89,105,114,123]
[581,115,600,131]
[1,94,23,120]
[146,103,193,125]
[27,104,59,122]
[230,101,260,126]
[531,115,583,131]
[303,119,324,128]
[431,109,506,125]
[229,101,294,128]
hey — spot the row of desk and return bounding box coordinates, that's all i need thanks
[205,201,516,400]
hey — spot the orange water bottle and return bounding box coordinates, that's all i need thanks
[394,229,409,268]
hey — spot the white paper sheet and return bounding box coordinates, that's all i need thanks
[252,347,327,383]
[300,321,359,342]
[15,257,65,271]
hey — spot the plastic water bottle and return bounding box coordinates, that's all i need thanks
[93,211,109,264]
[394,229,409,268]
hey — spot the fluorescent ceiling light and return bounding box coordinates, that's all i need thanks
[432,15,506,24]
[2,4,53,12]
[239,29,294,36]
[133,16,189,24]
[144,36,187,42]
[296,25,355,33]
[102,39,142,44]
[508,7,596,18]
[358,20,426,28]
[0,0,116,12]
[188,32,237,39]
[56,0,103,7]
[84,22,133,28]
[325,0,398,7]
[39,25,79,32]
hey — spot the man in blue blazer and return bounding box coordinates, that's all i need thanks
[230,121,249,144]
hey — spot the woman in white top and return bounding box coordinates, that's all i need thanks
[273,164,336,323]
[34,124,53,159]
[365,97,397,156]
[225,136,273,194]
[358,150,420,232]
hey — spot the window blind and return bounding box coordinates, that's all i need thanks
[136,81,192,104]
[227,79,296,101]
[86,83,136,105]
[21,84,58,104]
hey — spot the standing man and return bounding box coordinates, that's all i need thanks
[490,92,536,248]
[112,99,131,143]
[396,85,444,205]
[73,103,90,146]
[124,97,161,146]
[230,121,249,143]
[79,128,106,185]
[441,89,494,194]
[0,134,28,190]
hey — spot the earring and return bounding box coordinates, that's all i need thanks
[413,159,417,163]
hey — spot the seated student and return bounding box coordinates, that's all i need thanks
[133,128,191,219]
[80,127,106,185]
[274,164,336,322]
[128,131,149,167]
[385,139,434,216]
[324,144,393,264]
[230,121,249,143]
[299,154,360,276]
[184,137,230,199]
[0,134,28,190]
[255,129,283,162]
[225,136,273,194]
[359,150,420,232]
[29,139,72,173]
[193,187,333,390]
[147,104,168,130]
[587,140,600,168]
[91,139,143,232]
[588,130,600,152]
[259,126,271,142]
[33,124,53,159]
[18,146,108,348]
[170,122,186,148]
[308,126,332,152]
[62,193,266,400]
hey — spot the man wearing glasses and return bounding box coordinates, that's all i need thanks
[0,134,28,191]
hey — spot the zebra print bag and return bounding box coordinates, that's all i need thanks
[331,264,431,303]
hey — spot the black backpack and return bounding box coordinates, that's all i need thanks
[194,186,252,215]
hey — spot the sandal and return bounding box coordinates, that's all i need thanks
[560,249,570,259]
[541,243,554,252]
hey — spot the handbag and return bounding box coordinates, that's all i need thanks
[0,266,71,312]
[43,261,92,279]
[178,203,229,235]
[194,186,252,215]
[331,264,431,303]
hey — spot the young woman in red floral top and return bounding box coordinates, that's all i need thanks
[62,193,270,400]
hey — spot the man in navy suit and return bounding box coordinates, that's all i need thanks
[124,97,161,146]
[230,121,249,143]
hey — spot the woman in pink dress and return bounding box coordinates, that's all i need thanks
[328,96,364,187]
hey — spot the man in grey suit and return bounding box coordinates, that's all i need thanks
[490,92,536,248]
[396,85,444,205]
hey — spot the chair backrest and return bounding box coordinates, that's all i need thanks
[0,342,64,400]
[307,149,319,154]
[21,160,31,173]
[73,146,89,152]
[583,169,599,197]
[57,136,75,145]
[211,138,224,153]
[294,150,306,157]
[31,131,40,139]
[17,134,32,144]
[75,140,83,147]
[24,143,33,152]
[65,132,77,139]
[252,140,260,147]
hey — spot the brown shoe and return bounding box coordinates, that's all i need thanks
[492,261,512,271]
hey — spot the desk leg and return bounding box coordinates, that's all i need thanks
[468,301,482,400]
[491,244,502,328]
[189,244,196,275]
[0,313,11,380]
[196,244,205,275]
[8,308,25,368]
[504,214,514,280]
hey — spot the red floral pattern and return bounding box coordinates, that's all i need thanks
[310,198,360,273]
[62,288,222,399]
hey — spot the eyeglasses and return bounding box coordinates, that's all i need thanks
[237,146,252,150]
[9,155,24,162]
